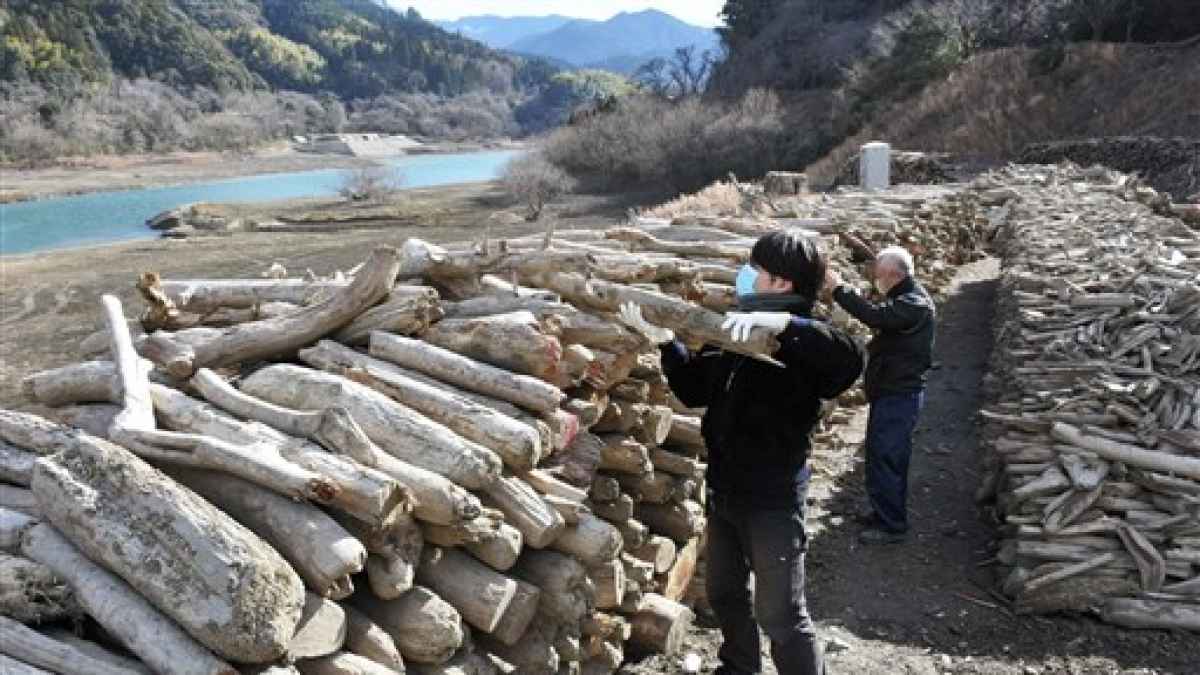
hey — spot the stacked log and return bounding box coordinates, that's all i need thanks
[976,163,1200,631]
[2,174,999,672]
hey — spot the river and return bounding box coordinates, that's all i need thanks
[0,149,520,256]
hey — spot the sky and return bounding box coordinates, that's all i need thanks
[389,1,726,28]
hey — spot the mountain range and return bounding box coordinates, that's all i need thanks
[437,10,720,74]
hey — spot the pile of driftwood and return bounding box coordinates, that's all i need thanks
[0,175,991,674]
[977,164,1200,631]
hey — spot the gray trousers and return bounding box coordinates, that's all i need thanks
[705,489,824,675]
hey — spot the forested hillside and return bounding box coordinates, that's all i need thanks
[0,0,573,163]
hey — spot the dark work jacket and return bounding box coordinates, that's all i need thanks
[833,276,936,401]
[660,318,864,509]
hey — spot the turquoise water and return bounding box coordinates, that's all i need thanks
[0,149,520,256]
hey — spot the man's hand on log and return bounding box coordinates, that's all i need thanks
[722,312,791,343]
[618,302,675,344]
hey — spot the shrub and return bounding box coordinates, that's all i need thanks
[500,154,576,221]
[339,165,405,203]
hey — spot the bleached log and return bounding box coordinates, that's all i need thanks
[21,360,127,407]
[589,476,621,503]
[589,559,626,610]
[510,550,590,624]
[152,278,350,313]
[660,537,701,602]
[522,271,780,358]
[615,518,648,550]
[550,513,623,566]
[407,636,500,675]
[465,522,523,572]
[0,653,51,674]
[0,442,36,486]
[353,586,463,665]
[542,432,604,489]
[1101,597,1200,631]
[665,415,704,456]
[615,472,687,504]
[417,547,518,635]
[596,435,651,475]
[0,553,79,624]
[481,474,565,549]
[589,494,635,523]
[166,467,365,600]
[635,501,705,544]
[336,513,422,601]
[1052,423,1200,481]
[369,333,564,414]
[544,494,589,525]
[39,630,151,675]
[0,485,37,515]
[30,428,305,663]
[0,616,144,675]
[242,364,501,489]
[477,621,558,675]
[0,508,35,553]
[101,294,155,436]
[342,605,404,672]
[142,248,400,376]
[396,238,592,281]
[335,293,443,345]
[295,652,398,675]
[605,227,749,262]
[488,578,542,646]
[648,449,705,482]
[622,553,655,585]
[420,312,569,387]
[290,594,348,660]
[521,469,589,503]
[627,594,693,657]
[19,522,235,675]
[629,536,677,575]
[300,341,542,471]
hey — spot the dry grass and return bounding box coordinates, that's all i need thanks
[642,181,746,219]
[806,41,1200,185]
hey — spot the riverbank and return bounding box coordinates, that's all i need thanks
[0,139,524,204]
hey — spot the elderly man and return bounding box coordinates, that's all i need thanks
[826,246,935,544]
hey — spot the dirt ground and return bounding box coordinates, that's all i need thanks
[0,140,520,203]
[624,259,1197,675]
[1,188,1196,673]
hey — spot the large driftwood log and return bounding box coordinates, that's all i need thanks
[354,586,464,665]
[0,442,36,486]
[369,333,564,414]
[0,653,51,674]
[416,547,519,635]
[295,652,398,675]
[142,248,400,376]
[241,365,501,490]
[0,553,80,624]
[0,485,37,515]
[165,467,366,600]
[0,616,145,675]
[21,360,133,407]
[522,271,780,359]
[29,426,305,663]
[335,513,422,600]
[511,550,590,624]
[478,621,559,675]
[151,278,351,313]
[146,385,405,526]
[627,593,694,657]
[101,294,155,436]
[604,227,749,262]
[630,536,677,575]
[0,508,36,552]
[300,341,543,471]
[465,522,523,572]
[550,513,624,567]
[480,474,565,549]
[40,629,151,675]
[635,501,705,544]
[18,522,236,675]
[522,469,589,503]
[660,537,701,602]
[290,594,348,661]
[1052,423,1200,481]
[419,312,569,387]
[488,578,542,647]
[342,605,404,672]
[334,292,443,346]
[1101,597,1200,631]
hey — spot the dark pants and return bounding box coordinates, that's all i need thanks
[705,476,823,675]
[865,390,925,534]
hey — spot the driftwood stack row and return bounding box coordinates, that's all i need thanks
[0,176,992,674]
[977,164,1200,632]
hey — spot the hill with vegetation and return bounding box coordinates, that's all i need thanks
[0,0,573,163]
[435,15,575,49]
[540,0,1200,196]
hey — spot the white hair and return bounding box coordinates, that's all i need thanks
[876,246,914,276]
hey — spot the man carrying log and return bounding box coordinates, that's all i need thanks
[825,245,936,545]
[621,230,863,675]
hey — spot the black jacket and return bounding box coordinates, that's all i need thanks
[832,276,935,401]
[660,318,864,509]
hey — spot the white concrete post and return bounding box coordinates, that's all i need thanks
[860,142,891,190]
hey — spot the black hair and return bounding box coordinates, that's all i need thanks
[751,229,826,299]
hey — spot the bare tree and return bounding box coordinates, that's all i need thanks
[339,165,405,203]
[633,46,716,99]
[500,154,576,221]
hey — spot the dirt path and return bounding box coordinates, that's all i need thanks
[626,258,1195,675]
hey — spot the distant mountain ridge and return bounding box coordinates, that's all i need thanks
[442,9,719,74]
[435,14,575,48]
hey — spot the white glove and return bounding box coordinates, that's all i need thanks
[722,311,792,343]
[618,302,675,344]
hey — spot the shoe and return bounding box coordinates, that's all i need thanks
[858,527,907,545]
